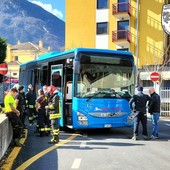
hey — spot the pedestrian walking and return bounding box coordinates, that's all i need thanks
[25,84,36,125]
[148,87,161,139]
[129,86,153,140]
[4,88,23,147]
[45,86,61,144]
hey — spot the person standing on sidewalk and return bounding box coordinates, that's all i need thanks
[129,86,153,140]
[148,87,161,139]
[4,88,23,147]
[15,85,26,138]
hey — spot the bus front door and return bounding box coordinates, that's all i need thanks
[51,64,64,127]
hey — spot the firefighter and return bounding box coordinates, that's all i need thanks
[43,85,51,136]
[25,84,36,125]
[35,89,48,137]
[46,85,61,144]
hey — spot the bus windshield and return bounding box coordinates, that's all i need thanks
[75,53,134,99]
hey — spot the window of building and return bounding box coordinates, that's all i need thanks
[143,80,153,87]
[14,56,18,61]
[97,22,108,34]
[117,48,129,51]
[117,20,129,39]
[118,0,129,12]
[97,0,108,9]
[13,73,17,76]
[118,20,129,30]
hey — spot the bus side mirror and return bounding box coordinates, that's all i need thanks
[74,60,80,74]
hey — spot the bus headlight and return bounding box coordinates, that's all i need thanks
[127,113,134,123]
[77,112,88,125]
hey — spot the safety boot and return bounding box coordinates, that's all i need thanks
[48,135,59,144]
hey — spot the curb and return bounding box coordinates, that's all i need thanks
[1,129,28,170]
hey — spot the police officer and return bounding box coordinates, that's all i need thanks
[46,86,61,144]
[129,86,153,140]
[25,84,36,125]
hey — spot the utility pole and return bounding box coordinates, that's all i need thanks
[135,0,139,86]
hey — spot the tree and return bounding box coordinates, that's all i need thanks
[0,37,7,82]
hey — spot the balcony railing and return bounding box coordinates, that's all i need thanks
[112,30,131,42]
[112,2,131,15]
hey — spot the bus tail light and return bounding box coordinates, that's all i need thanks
[77,112,88,125]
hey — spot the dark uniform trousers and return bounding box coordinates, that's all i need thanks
[133,111,148,136]
[5,112,22,139]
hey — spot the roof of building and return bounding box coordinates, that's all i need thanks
[10,42,48,51]
[8,61,21,66]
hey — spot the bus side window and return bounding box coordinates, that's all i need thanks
[66,82,72,100]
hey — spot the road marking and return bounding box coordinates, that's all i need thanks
[15,133,79,170]
[71,158,82,169]
[165,123,170,127]
[2,129,28,170]
[80,141,86,148]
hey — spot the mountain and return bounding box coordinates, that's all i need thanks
[0,0,65,51]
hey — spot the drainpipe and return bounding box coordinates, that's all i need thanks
[135,0,139,86]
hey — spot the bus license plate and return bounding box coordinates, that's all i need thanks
[104,124,111,128]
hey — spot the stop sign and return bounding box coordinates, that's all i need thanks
[0,63,8,75]
[150,72,160,82]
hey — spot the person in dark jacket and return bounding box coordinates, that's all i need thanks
[15,85,25,126]
[129,86,153,140]
[15,85,26,137]
[25,84,36,125]
[35,89,48,137]
[148,87,161,139]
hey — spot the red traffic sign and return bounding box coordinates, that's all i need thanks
[0,63,8,75]
[150,72,160,82]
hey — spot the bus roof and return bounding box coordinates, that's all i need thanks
[36,48,133,62]
[20,48,133,66]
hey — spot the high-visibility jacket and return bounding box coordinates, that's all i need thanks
[49,92,61,119]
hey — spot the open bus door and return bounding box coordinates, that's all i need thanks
[51,64,64,127]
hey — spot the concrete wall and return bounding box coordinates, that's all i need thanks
[0,114,13,160]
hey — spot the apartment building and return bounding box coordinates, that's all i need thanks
[6,40,49,78]
[66,0,170,88]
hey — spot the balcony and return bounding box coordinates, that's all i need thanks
[112,30,131,44]
[112,2,131,19]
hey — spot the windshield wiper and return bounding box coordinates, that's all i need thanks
[86,91,121,102]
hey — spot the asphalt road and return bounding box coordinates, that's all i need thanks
[11,117,170,170]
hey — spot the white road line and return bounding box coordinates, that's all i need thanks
[71,158,82,169]
[80,141,86,148]
[165,123,170,127]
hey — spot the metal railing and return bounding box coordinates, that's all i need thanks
[112,30,131,42]
[112,2,131,15]
[160,87,170,116]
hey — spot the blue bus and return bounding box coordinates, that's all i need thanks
[19,48,135,129]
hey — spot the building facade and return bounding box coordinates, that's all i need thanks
[6,40,49,78]
[66,0,170,88]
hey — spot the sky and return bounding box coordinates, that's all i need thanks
[28,0,65,21]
